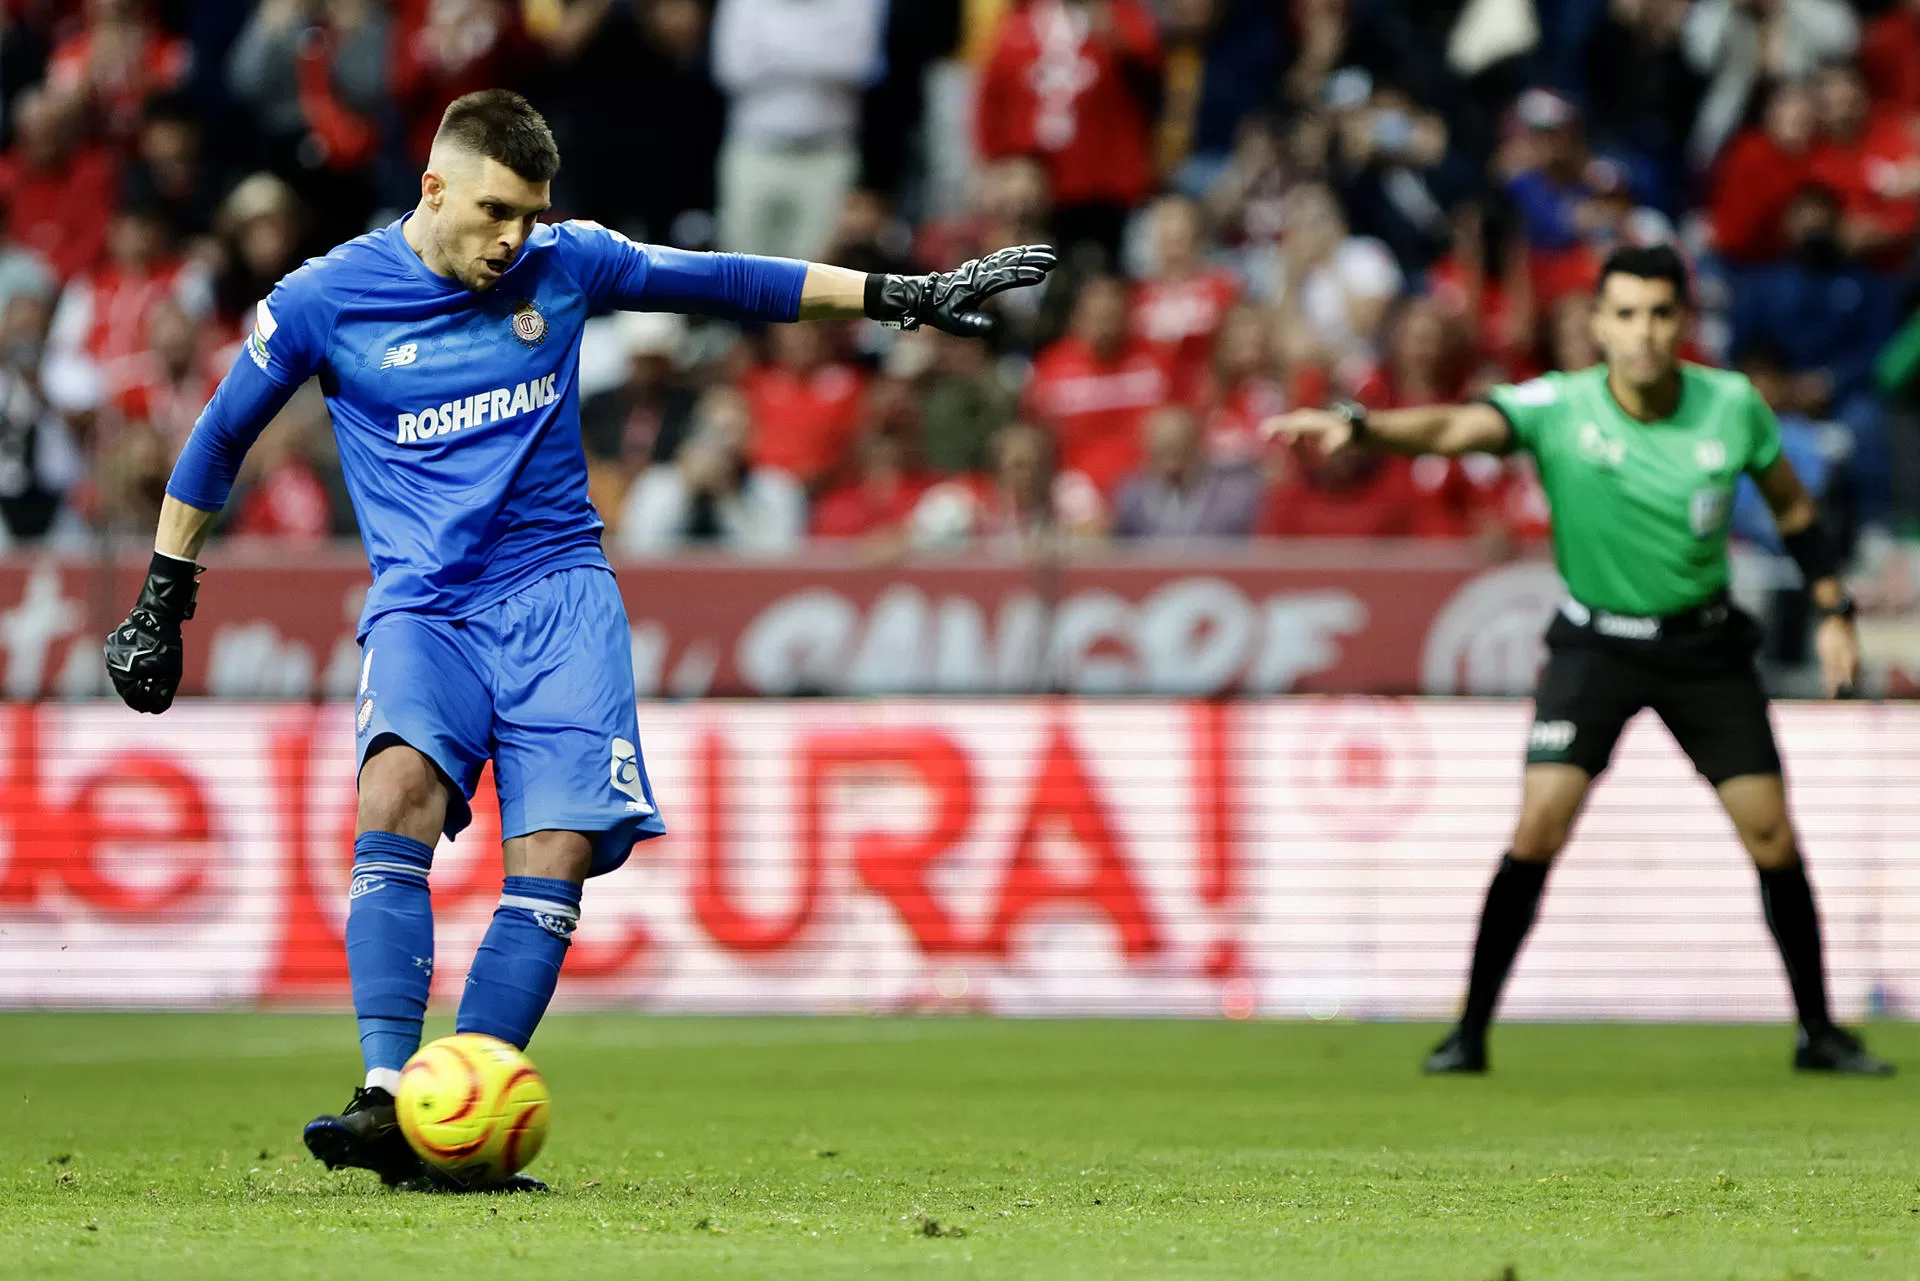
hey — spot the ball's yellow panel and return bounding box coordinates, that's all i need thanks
[396,1033,550,1183]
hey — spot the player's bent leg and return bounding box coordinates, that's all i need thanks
[456,830,591,1052]
[1426,765,1595,1075]
[1715,774,1894,1077]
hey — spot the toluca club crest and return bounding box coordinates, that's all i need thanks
[510,299,547,347]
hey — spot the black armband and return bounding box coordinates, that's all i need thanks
[1782,521,1842,590]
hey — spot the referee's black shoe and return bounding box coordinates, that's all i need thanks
[1794,1026,1895,1076]
[1422,1027,1487,1074]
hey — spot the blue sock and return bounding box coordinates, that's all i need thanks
[456,875,582,1050]
[345,831,436,1082]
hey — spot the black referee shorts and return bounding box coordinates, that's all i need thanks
[1525,607,1783,785]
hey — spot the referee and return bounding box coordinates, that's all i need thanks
[1263,244,1892,1076]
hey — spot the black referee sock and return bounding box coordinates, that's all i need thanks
[1758,861,1835,1036]
[1458,854,1551,1042]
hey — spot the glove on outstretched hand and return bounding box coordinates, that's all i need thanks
[865,244,1058,338]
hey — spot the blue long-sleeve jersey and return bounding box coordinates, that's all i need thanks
[168,216,807,638]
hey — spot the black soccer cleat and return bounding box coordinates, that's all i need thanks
[1422,1027,1488,1074]
[303,1087,427,1186]
[1794,1026,1895,1076]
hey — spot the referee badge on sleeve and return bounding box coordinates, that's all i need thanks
[510,299,547,347]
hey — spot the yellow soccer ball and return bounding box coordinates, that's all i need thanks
[396,1034,551,1184]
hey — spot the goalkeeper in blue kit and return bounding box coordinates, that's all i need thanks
[102,90,1054,1191]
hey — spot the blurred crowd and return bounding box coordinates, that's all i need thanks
[6,0,1920,581]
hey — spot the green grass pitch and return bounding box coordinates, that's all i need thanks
[3,1015,1918,1280]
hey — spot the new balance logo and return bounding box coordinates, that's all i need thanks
[381,343,419,369]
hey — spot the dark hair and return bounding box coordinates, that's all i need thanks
[1596,242,1691,308]
[434,90,560,183]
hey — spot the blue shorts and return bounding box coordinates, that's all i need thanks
[353,565,665,876]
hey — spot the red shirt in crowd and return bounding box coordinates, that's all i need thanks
[740,360,866,485]
[233,460,333,541]
[976,0,1161,208]
[809,472,931,538]
[0,143,117,280]
[1811,112,1920,258]
[1132,270,1239,401]
[1863,7,1920,114]
[1710,127,1815,262]
[1024,333,1170,494]
[47,20,192,138]
[1348,372,1509,539]
[110,350,221,450]
[1258,455,1418,539]
[62,260,190,370]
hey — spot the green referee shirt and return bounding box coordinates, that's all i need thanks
[1486,363,1784,617]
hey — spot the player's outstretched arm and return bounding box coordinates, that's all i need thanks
[1755,454,1861,697]
[1260,399,1512,458]
[799,244,1057,337]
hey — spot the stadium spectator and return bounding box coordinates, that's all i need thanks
[123,95,221,246]
[0,85,118,282]
[1242,181,1402,382]
[810,427,931,544]
[1156,0,1284,197]
[916,329,1017,476]
[1579,0,1705,216]
[1543,291,1601,374]
[1732,347,1839,554]
[1682,0,1859,167]
[228,0,389,242]
[1258,437,1418,539]
[976,0,1163,267]
[582,311,697,475]
[109,296,221,453]
[1109,403,1262,542]
[209,172,306,339]
[910,421,1105,553]
[1192,304,1298,465]
[1320,67,1458,272]
[0,293,82,547]
[1710,80,1818,264]
[44,203,210,415]
[0,204,56,328]
[1808,62,1920,265]
[1861,0,1920,114]
[617,387,806,556]
[47,0,192,141]
[1203,111,1290,252]
[1130,194,1239,400]
[1500,89,1619,305]
[710,0,885,261]
[529,0,724,242]
[228,402,336,542]
[1729,183,1900,522]
[740,322,867,489]
[1025,274,1169,495]
[1356,295,1510,541]
[391,0,525,169]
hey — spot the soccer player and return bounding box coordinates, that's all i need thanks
[102,91,1055,1189]
[1263,243,1892,1077]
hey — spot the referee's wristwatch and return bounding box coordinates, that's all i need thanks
[1814,593,1857,622]
[1330,398,1369,443]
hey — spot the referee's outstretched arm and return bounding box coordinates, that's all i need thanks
[1259,399,1513,458]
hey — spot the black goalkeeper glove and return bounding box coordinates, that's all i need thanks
[865,244,1057,338]
[104,551,201,714]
